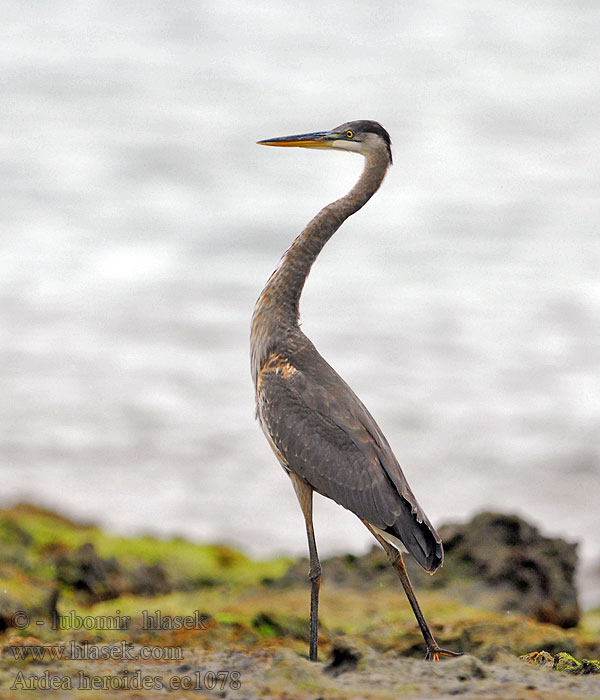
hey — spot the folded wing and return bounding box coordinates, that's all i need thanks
[257,348,443,572]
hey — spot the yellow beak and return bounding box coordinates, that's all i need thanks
[257,130,336,149]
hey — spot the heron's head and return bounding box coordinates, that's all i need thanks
[258,120,392,165]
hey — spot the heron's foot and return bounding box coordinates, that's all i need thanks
[425,646,464,662]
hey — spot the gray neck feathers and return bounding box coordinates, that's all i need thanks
[251,147,390,382]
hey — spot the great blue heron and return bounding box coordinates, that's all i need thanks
[251,120,462,662]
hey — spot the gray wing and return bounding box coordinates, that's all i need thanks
[257,351,443,572]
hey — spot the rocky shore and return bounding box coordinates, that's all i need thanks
[0,503,598,699]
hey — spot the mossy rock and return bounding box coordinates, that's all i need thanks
[553,651,581,673]
[553,651,600,675]
[0,503,292,595]
[251,611,309,640]
[521,650,600,675]
[0,565,58,631]
[580,659,600,674]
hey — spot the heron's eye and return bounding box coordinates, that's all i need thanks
[346,130,354,139]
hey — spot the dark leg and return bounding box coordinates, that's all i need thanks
[290,473,321,662]
[361,519,462,661]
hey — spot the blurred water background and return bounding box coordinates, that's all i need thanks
[1,1,599,606]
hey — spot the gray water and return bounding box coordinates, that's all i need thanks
[2,1,599,607]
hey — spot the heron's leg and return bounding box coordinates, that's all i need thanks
[361,519,462,661]
[290,473,321,662]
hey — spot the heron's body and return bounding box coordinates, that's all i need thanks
[251,121,461,662]
[254,329,442,572]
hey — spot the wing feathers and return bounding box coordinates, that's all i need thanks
[257,349,442,572]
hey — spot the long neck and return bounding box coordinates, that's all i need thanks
[251,148,390,382]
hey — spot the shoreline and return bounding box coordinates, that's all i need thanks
[0,502,598,698]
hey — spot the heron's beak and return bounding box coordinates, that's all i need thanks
[257,130,336,149]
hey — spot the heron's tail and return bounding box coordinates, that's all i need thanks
[382,505,443,573]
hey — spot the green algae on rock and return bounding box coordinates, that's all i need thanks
[521,650,600,675]
[554,651,583,673]
[0,502,291,636]
[1,503,600,700]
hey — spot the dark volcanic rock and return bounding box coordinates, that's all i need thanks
[280,548,401,592]
[55,542,125,604]
[438,512,580,628]
[324,637,364,676]
[55,543,173,602]
[129,563,172,597]
[281,511,580,628]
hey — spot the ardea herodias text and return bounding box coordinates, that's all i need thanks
[251,120,462,662]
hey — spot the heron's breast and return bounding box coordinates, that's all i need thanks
[255,352,300,467]
[255,353,298,422]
